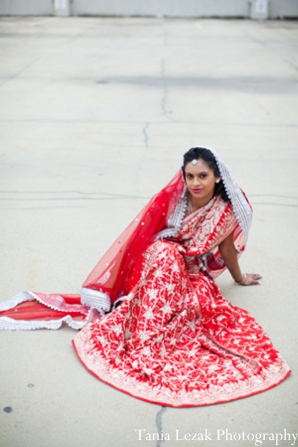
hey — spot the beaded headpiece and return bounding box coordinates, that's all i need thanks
[199,146,252,245]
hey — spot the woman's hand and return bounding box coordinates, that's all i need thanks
[235,273,262,286]
[219,234,262,286]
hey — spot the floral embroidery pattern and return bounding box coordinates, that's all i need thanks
[73,199,290,407]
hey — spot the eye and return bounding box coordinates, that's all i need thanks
[199,173,207,178]
[186,174,193,179]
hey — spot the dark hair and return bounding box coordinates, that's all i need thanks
[182,147,229,202]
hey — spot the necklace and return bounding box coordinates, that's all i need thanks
[187,197,193,215]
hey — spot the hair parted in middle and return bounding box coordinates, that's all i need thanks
[182,147,229,202]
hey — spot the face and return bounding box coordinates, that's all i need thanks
[184,159,220,207]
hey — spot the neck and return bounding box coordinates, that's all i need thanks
[188,192,214,210]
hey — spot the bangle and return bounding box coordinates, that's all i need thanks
[235,273,247,285]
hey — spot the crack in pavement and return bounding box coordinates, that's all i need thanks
[161,58,175,122]
[0,56,40,87]
[155,406,167,447]
[143,122,149,148]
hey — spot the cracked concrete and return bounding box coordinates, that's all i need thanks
[142,122,149,148]
[0,16,298,447]
[155,407,167,447]
[161,58,174,121]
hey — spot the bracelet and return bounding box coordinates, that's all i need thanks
[235,273,247,285]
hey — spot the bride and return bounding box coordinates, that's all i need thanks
[0,147,290,407]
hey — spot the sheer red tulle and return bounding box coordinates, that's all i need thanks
[0,171,184,327]
[0,170,244,326]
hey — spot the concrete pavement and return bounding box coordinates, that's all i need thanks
[0,17,297,447]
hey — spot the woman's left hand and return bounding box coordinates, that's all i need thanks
[237,273,262,286]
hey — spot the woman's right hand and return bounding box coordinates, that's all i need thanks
[236,273,262,286]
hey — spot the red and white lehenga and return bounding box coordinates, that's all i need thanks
[0,166,291,407]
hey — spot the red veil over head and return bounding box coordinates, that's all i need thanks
[0,149,252,330]
[81,170,185,308]
[0,171,185,329]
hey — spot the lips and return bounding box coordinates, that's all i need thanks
[192,188,203,193]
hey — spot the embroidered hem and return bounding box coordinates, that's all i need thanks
[72,332,291,408]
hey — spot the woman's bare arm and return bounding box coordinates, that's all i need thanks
[219,233,262,286]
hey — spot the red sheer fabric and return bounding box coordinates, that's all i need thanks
[82,171,185,302]
[0,170,248,328]
[0,292,91,330]
[0,171,183,328]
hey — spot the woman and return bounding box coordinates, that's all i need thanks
[0,147,290,407]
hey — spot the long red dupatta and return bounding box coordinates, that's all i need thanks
[0,170,247,330]
[0,171,182,329]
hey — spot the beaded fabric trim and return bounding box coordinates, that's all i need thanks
[0,315,86,331]
[206,147,252,245]
[0,291,87,331]
[0,291,35,311]
[80,287,111,314]
[154,189,187,240]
